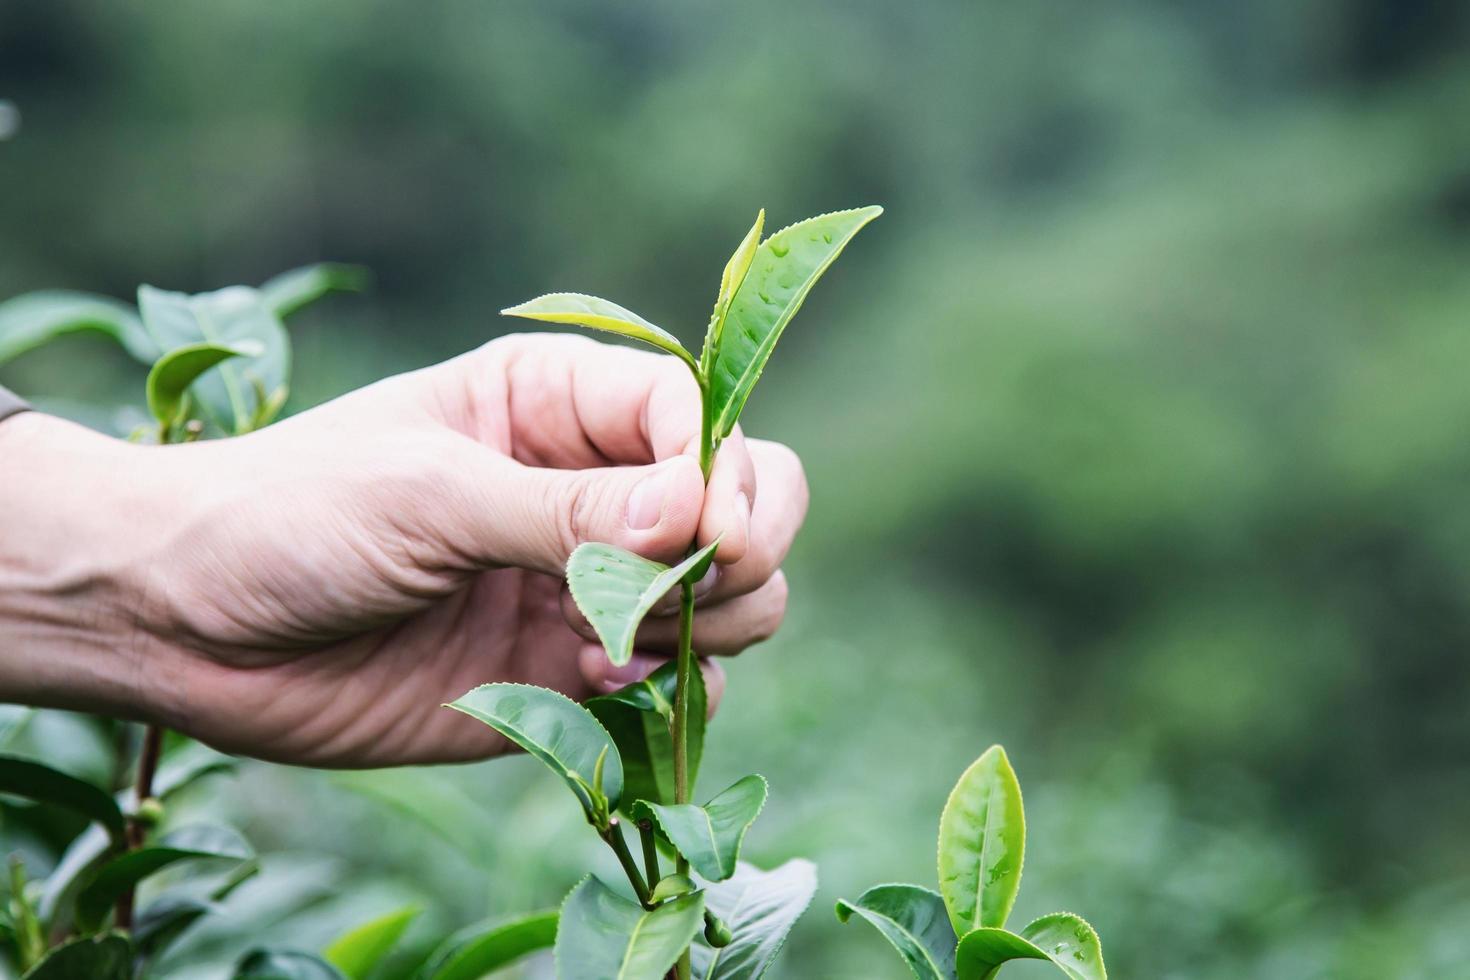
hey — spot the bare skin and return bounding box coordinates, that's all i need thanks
[0,334,807,767]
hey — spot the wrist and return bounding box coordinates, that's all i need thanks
[0,413,185,725]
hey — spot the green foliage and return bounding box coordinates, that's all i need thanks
[708,207,882,438]
[233,949,348,979]
[137,285,290,434]
[839,749,1104,979]
[701,210,765,373]
[0,754,127,846]
[955,913,1106,980]
[74,824,253,932]
[145,341,262,429]
[0,292,155,365]
[937,746,1024,934]
[20,932,132,980]
[835,886,957,980]
[566,540,721,668]
[258,264,370,319]
[502,293,699,373]
[554,876,706,980]
[587,661,707,809]
[689,859,818,980]
[631,776,767,882]
[416,910,558,980]
[321,905,420,980]
[445,683,624,826]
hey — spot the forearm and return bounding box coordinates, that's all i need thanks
[0,412,179,722]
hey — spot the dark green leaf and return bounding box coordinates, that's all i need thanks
[38,825,112,925]
[323,905,420,980]
[20,932,131,980]
[417,910,557,980]
[133,858,258,961]
[691,859,818,980]
[445,683,623,819]
[235,949,348,980]
[0,291,156,365]
[567,540,721,667]
[955,913,1106,980]
[146,341,263,426]
[554,876,704,980]
[835,884,957,980]
[632,775,767,882]
[0,753,126,845]
[75,823,253,931]
[938,745,1025,935]
[137,284,289,434]
[501,293,697,373]
[259,263,370,319]
[701,210,766,371]
[587,660,706,809]
[709,206,882,437]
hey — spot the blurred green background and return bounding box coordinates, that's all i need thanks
[5,1,1470,976]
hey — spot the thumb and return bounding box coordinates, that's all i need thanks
[461,452,705,577]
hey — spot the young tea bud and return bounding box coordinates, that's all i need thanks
[704,910,733,948]
[135,796,165,827]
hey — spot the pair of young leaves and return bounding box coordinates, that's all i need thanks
[501,205,883,448]
[0,744,254,979]
[0,263,366,438]
[836,747,1107,980]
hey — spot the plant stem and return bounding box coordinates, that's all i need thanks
[638,820,661,891]
[601,819,651,907]
[117,722,163,930]
[671,378,715,980]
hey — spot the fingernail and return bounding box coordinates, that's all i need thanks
[734,491,752,540]
[600,656,660,691]
[627,466,673,530]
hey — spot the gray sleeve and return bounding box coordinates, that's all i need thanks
[0,385,31,425]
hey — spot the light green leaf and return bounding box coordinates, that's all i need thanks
[20,932,131,980]
[955,913,1106,980]
[649,874,698,904]
[938,745,1025,935]
[151,741,237,798]
[445,683,623,819]
[709,206,882,438]
[502,292,697,372]
[137,284,290,433]
[632,775,767,882]
[146,340,263,427]
[259,263,370,319]
[554,876,705,980]
[0,753,127,845]
[323,905,421,979]
[691,859,817,980]
[567,540,721,668]
[234,949,348,979]
[417,910,558,980]
[701,210,765,371]
[835,884,957,980]
[75,823,253,931]
[587,660,706,809]
[0,291,156,365]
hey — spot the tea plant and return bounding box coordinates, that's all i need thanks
[433,206,881,979]
[836,746,1107,980]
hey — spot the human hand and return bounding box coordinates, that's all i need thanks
[0,334,807,766]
